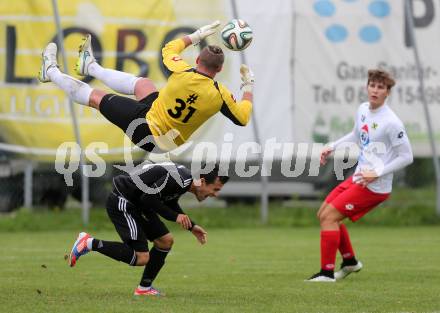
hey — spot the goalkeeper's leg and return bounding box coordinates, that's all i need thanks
[47,65,150,112]
[76,34,157,101]
[40,42,93,106]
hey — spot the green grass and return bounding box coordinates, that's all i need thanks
[1,227,439,313]
[0,186,438,233]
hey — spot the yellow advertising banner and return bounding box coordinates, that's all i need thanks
[0,0,225,161]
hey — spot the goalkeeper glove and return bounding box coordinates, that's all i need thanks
[240,64,255,93]
[188,20,221,45]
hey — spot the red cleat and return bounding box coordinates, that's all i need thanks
[134,286,164,296]
[68,232,91,267]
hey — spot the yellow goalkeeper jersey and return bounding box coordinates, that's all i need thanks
[146,38,252,148]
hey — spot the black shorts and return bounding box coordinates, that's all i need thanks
[99,92,159,152]
[106,192,169,252]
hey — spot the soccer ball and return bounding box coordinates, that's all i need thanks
[221,19,253,51]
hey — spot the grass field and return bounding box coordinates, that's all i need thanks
[1,226,439,313]
[1,186,439,232]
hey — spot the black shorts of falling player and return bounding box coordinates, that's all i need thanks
[99,92,159,152]
[106,163,195,254]
[106,192,169,254]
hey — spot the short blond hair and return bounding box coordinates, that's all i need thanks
[367,69,395,90]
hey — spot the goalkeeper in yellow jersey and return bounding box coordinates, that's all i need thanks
[38,21,254,152]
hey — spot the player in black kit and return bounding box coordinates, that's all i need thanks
[67,163,228,296]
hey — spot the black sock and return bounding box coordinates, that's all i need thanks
[342,257,358,266]
[139,246,170,287]
[320,269,334,278]
[92,239,137,266]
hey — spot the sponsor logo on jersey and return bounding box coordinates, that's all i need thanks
[172,56,182,62]
[398,131,404,138]
[372,122,378,130]
[360,124,370,146]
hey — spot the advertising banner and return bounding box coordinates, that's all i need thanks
[0,0,226,161]
[294,0,440,156]
[1,0,437,163]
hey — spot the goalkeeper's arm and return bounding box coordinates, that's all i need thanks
[163,20,221,66]
[184,21,221,46]
[240,64,254,102]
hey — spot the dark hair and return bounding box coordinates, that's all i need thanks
[367,69,395,90]
[199,45,224,71]
[198,164,229,185]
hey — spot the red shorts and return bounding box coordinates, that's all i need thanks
[325,176,390,222]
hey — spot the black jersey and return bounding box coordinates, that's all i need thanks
[112,163,193,222]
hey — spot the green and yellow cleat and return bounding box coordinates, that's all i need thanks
[75,34,96,76]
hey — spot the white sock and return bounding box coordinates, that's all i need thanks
[88,62,140,95]
[86,238,94,250]
[48,67,92,106]
[136,285,151,291]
